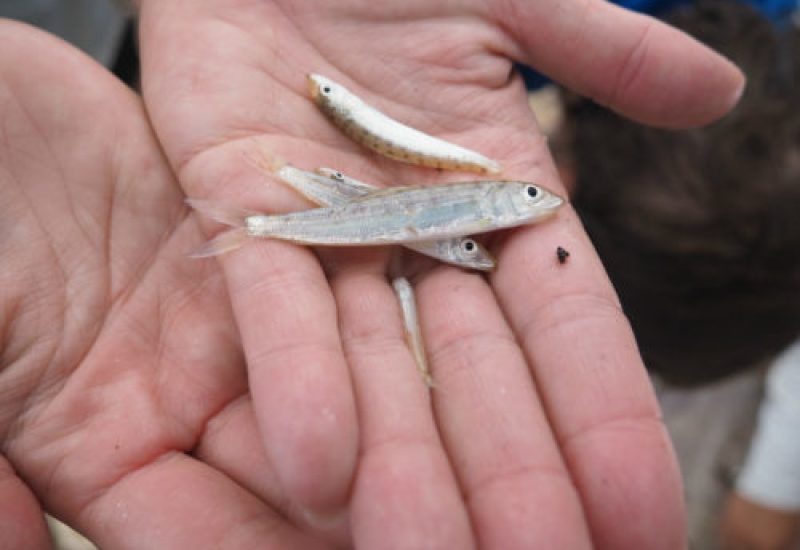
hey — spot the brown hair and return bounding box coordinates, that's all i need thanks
[567,0,800,385]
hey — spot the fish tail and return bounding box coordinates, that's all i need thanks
[189,227,250,258]
[187,198,256,227]
[484,159,502,175]
[187,198,256,257]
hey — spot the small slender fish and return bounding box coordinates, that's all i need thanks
[261,156,495,271]
[307,74,502,174]
[392,277,434,388]
[314,167,385,199]
[188,180,563,257]
[315,169,498,270]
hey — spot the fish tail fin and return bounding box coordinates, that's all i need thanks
[186,198,256,227]
[189,227,250,258]
[484,159,502,175]
[186,198,256,258]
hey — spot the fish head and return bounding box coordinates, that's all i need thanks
[317,167,346,181]
[450,237,496,271]
[504,182,564,222]
[307,74,353,107]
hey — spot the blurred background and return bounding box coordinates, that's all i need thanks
[1,0,137,85]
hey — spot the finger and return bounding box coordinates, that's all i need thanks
[168,136,360,520]
[417,268,593,549]
[216,229,359,517]
[495,0,744,127]
[139,0,361,520]
[493,204,686,549]
[77,452,327,549]
[329,267,474,550]
[0,456,51,550]
[194,394,352,547]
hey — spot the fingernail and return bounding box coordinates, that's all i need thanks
[726,73,747,110]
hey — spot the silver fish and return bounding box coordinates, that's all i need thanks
[277,164,372,204]
[308,74,502,174]
[314,167,380,198]
[392,277,433,388]
[272,162,495,271]
[188,180,563,256]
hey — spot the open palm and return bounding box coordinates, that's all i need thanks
[2,1,742,548]
[0,20,333,549]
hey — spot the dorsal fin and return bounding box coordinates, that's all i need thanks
[347,185,421,202]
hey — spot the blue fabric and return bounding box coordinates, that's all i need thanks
[618,0,797,22]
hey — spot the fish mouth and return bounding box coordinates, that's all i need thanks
[536,192,566,214]
[475,258,497,271]
[541,193,565,211]
[306,74,321,100]
[526,192,566,223]
[476,248,498,271]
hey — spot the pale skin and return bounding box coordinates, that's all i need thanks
[0,1,744,548]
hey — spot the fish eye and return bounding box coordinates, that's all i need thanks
[525,185,539,199]
[334,172,343,180]
[460,239,477,256]
[322,86,332,94]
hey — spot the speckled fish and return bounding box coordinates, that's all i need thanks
[188,180,563,257]
[392,277,434,388]
[307,73,502,174]
[266,159,495,271]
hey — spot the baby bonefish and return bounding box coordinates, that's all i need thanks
[256,154,496,271]
[307,74,502,174]
[188,180,563,257]
[392,277,434,388]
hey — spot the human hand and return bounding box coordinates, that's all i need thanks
[131,1,744,548]
[0,21,330,549]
